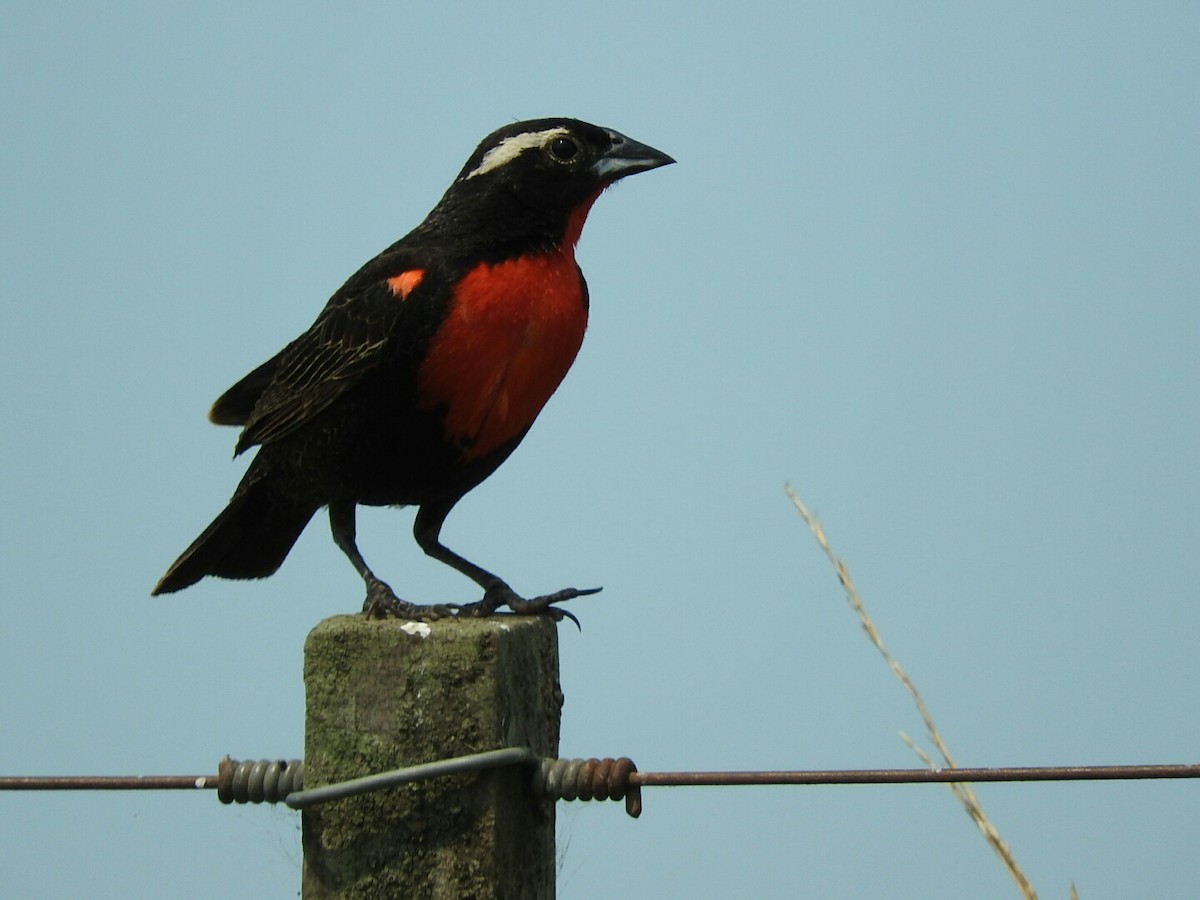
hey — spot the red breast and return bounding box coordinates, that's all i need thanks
[416,249,588,461]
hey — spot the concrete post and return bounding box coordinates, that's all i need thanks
[301,614,561,899]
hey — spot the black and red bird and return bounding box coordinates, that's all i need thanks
[152,118,673,620]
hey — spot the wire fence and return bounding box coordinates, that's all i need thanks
[4,751,1198,819]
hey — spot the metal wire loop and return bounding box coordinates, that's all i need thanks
[532,757,642,818]
[217,757,305,805]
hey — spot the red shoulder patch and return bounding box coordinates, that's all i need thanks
[387,269,426,299]
[417,252,587,461]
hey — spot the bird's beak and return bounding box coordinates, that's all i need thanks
[592,129,676,181]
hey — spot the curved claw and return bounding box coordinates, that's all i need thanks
[530,603,581,630]
[456,585,602,629]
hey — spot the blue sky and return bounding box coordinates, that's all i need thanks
[2,2,1197,897]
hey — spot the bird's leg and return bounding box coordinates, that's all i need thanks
[328,501,452,620]
[413,500,601,627]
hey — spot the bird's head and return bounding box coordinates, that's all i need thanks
[426,118,674,256]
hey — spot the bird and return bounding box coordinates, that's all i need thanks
[152,117,674,622]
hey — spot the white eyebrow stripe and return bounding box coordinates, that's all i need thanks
[464,127,570,179]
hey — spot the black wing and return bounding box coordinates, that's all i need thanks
[222,253,430,456]
[209,356,279,427]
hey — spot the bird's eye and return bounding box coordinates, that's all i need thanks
[547,136,580,162]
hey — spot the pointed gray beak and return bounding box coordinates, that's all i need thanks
[592,129,676,181]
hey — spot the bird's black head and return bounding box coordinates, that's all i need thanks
[455,118,675,187]
[421,118,674,259]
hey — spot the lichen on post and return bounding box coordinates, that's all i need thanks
[301,614,562,900]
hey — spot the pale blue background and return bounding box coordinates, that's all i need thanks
[3,3,1197,898]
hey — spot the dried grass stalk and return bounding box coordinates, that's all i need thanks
[786,484,1039,900]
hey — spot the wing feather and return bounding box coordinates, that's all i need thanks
[226,256,428,455]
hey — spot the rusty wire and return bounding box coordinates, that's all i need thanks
[3,754,1199,819]
[533,756,642,816]
[0,758,305,805]
[627,762,1200,787]
[0,774,219,791]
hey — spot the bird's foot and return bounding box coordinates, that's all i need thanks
[362,576,454,621]
[456,585,602,629]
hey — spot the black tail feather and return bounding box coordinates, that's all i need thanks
[152,475,317,595]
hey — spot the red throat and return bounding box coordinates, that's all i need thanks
[563,187,604,248]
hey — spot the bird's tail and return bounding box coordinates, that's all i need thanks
[152,472,318,595]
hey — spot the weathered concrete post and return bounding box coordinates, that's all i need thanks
[301,614,561,899]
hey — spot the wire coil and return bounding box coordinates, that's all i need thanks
[532,757,642,818]
[217,757,304,805]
